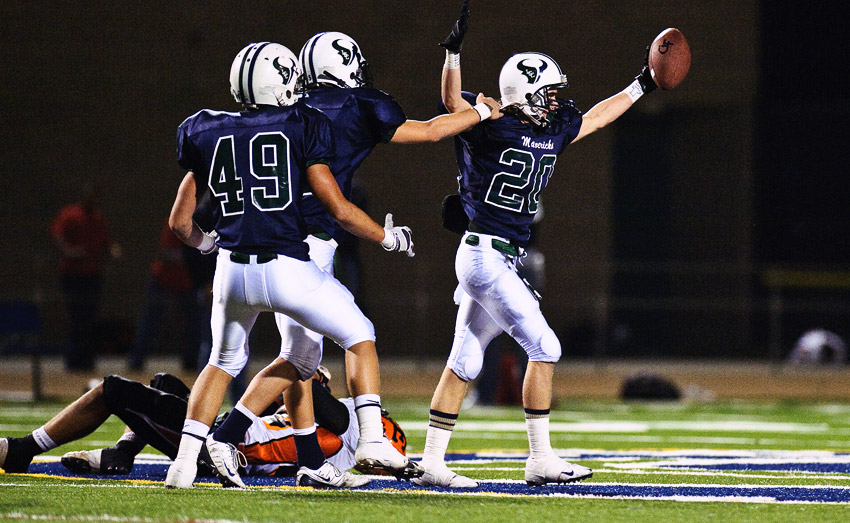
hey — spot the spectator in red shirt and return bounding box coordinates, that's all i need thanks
[50,185,121,371]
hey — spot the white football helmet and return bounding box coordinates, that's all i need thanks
[299,31,373,89]
[230,42,301,107]
[499,52,569,128]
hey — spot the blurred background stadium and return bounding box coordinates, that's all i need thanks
[2,1,850,399]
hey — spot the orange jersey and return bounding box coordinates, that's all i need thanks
[237,398,358,476]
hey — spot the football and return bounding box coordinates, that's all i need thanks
[648,28,691,90]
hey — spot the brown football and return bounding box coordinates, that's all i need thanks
[648,28,691,90]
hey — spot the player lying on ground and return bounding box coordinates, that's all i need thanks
[0,370,406,486]
[415,0,662,488]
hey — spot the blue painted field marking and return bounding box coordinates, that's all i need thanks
[22,449,850,504]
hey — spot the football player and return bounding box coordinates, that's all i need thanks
[0,370,406,486]
[164,42,417,490]
[415,1,660,488]
[241,30,502,484]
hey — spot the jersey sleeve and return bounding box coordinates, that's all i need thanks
[554,99,584,154]
[176,116,202,172]
[363,91,406,143]
[303,109,335,167]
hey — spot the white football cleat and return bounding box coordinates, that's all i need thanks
[412,462,478,488]
[297,460,370,489]
[61,448,133,475]
[204,435,247,488]
[165,458,197,489]
[524,454,593,486]
[354,438,424,480]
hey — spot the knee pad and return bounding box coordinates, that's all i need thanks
[449,350,484,382]
[525,327,561,363]
[209,345,249,377]
[279,348,322,381]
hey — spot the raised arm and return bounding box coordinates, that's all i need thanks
[572,47,658,143]
[307,163,414,256]
[440,0,471,113]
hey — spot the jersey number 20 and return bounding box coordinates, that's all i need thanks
[485,149,556,214]
[208,132,293,216]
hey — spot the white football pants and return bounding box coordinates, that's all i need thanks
[208,245,373,380]
[274,235,338,377]
[447,232,561,382]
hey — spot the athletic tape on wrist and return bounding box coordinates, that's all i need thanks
[473,102,492,121]
[381,228,396,250]
[445,51,460,69]
[625,79,644,103]
[197,233,215,253]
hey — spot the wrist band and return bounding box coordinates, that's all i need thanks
[197,233,215,253]
[625,79,644,103]
[445,51,460,69]
[381,228,396,250]
[473,102,492,121]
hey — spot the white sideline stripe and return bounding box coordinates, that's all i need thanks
[404,420,829,433]
[452,465,850,481]
[441,432,850,447]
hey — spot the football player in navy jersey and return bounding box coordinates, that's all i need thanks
[164,42,419,490]
[415,1,660,488]
[265,30,502,484]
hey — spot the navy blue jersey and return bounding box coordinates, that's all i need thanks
[298,86,407,239]
[448,91,583,246]
[177,103,334,261]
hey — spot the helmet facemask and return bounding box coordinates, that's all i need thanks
[516,80,568,129]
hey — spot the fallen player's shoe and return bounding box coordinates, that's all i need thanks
[0,437,33,473]
[524,453,593,486]
[204,434,247,488]
[412,461,478,488]
[354,438,424,480]
[297,460,370,489]
[61,447,134,475]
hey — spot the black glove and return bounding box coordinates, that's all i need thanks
[635,46,657,94]
[440,0,470,53]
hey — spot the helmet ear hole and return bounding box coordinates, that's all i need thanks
[230,42,300,107]
[299,31,370,89]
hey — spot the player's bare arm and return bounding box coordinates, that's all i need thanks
[390,94,501,144]
[307,163,413,255]
[572,91,634,143]
[573,44,660,144]
[168,172,216,254]
[440,0,470,113]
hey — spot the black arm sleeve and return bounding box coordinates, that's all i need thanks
[311,380,350,435]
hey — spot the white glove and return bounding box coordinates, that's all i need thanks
[197,230,219,255]
[380,213,414,257]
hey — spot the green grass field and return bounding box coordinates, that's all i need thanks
[3,398,850,522]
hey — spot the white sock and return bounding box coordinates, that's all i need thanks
[525,415,552,457]
[421,426,453,467]
[354,394,383,441]
[292,426,317,437]
[32,426,57,452]
[174,419,209,463]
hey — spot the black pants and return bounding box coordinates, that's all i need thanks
[102,375,189,460]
